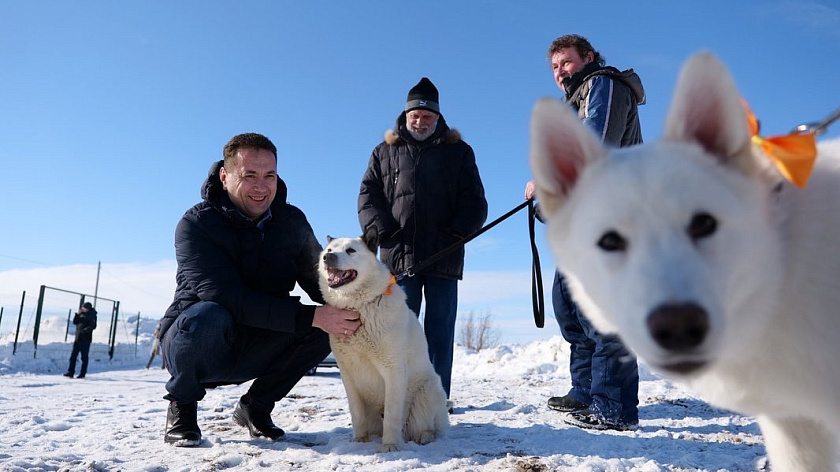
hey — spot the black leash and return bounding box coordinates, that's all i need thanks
[400,199,545,328]
[528,200,545,328]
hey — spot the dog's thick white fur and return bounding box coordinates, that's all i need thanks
[530,52,840,471]
[318,226,449,453]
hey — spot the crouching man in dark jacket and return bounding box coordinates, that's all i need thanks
[159,133,361,447]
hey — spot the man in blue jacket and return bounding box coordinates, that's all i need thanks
[358,78,488,407]
[526,34,644,431]
[159,133,361,446]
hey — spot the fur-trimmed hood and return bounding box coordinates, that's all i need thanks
[359,110,487,280]
[384,112,461,146]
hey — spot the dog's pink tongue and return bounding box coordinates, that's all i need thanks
[327,270,342,286]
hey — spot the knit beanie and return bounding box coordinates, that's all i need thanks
[405,77,440,114]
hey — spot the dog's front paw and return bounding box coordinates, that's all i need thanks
[414,430,436,445]
[379,443,399,453]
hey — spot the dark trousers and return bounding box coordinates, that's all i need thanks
[553,271,639,424]
[398,274,458,398]
[67,341,91,376]
[161,301,330,412]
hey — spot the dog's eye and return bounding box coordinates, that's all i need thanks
[687,212,717,240]
[346,248,356,254]
[597,230,627,252]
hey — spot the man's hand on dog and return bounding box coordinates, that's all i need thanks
[313,305,361,340]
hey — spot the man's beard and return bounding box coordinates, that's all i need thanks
[407,120,437,141]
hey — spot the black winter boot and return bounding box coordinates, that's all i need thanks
[547,394,588,412]
[233,398,285,440]
[164,400,202,446]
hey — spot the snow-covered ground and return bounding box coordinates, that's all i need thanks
[0,317,769,472]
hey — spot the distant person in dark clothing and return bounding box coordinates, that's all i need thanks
[158,132,361,447]
[63,301,97,379]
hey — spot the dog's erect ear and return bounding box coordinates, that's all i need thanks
[361,225,379,254]
[326,235,335,244]
[529,97,606,217]
[663,52,753,171]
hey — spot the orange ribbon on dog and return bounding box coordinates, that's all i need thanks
[742,100,817,188]
[383,274,397,296]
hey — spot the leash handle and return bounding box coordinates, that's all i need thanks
[403,199,532,278]
[400,198,546,329]
[528,200,545,328]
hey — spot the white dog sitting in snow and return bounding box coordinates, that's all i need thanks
[318,226,449,453]
[529,52,840,471]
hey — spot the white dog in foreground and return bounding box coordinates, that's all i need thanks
[318,226,449,453]
[530,52,840,471]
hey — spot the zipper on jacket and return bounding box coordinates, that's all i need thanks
[411,151,420,269]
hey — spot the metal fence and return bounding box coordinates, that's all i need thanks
[0,285,157,359]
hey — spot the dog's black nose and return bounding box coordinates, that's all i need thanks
[324,253,337,265]
[646,303,709,351]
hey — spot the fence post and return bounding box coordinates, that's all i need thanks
[33,286,46,358]
[13,291,25,355]
[134,312,140,357]
[108,301,120,359]
[65,309,73,342]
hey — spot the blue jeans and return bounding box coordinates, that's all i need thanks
[553,271,639,424]
[161,301,330,411]
[398,274,457,398]
[67,340,91,376]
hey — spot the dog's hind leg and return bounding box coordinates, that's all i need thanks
[406,378,449,444]
[405,398,435,445]
[758,415,836,472]
[379,367,408,452]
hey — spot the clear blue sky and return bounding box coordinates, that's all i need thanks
[2,1,839,344]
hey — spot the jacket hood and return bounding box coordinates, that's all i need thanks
[200,160,289,214]
[564,63,646,105]
[384,112,461,146]
[612,68,646,105]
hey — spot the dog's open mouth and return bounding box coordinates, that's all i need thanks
[327,268,358,288]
